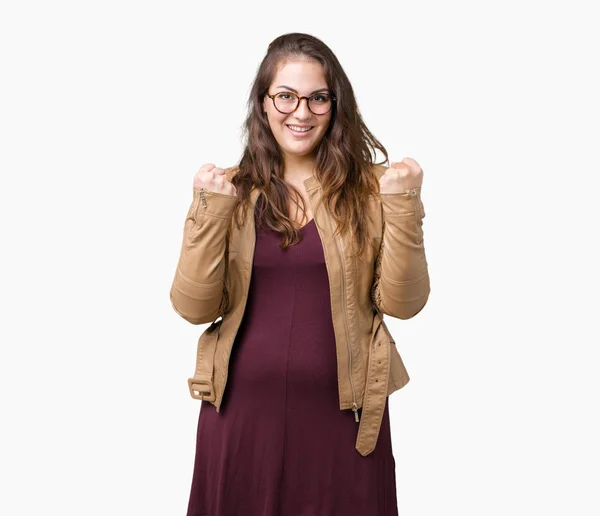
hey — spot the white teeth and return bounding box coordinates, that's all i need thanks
[288,125,313,132]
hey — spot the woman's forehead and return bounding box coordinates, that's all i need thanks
[272,60,327,91]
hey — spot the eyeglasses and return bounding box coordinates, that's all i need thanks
[266,90,336,115]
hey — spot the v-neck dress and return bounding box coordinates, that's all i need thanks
[186,214,399,516]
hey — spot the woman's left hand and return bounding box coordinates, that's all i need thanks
[379,157,424,194]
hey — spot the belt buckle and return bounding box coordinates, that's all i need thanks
[187,378,216,401]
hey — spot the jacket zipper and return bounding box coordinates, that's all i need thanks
[326,215,360,423]
[408,188,423,243]
[408,188,418,210]
[197,188,208,211]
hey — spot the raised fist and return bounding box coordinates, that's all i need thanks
[379,157,423,194]
[193,163,237,196]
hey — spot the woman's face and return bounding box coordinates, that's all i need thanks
[263,59,332,162]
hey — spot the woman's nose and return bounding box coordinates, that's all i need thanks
[294,98,312,118]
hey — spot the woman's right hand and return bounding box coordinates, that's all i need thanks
[193,163,237,196]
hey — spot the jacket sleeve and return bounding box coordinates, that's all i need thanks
[170,187,238,324]
[370,186,430,319]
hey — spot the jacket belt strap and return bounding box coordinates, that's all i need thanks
[355,316,391,456]
[187,318,220,402]
[187,314,390,455]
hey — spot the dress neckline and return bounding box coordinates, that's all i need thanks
[256,217,315,235]
[296,218,315,232]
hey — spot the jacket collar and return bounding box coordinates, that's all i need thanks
[303,174,320,192]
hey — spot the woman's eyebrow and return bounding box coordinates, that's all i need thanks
[275,85,329,94]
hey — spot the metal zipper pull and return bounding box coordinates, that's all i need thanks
[352,402,360,423]
[199,188,207,208]
[408,188,418,214]
[408,188,424,217]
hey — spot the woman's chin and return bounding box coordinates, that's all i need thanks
[283,145,316,158]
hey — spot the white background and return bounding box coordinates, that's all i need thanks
[1,0,599,514]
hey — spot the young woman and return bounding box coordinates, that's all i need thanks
[170,32,430,516]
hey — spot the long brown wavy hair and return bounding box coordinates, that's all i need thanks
[229,32,389,258]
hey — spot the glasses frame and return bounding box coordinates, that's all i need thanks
[266,90,337,115]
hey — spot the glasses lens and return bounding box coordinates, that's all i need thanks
[274,93,333,114]
[274,93,298,114]
[308,93,332,114]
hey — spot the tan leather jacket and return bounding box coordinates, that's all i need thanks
[170,164,430,456]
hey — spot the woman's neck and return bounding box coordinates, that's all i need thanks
[283,154,317,184]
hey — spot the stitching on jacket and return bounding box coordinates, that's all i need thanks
[380,270,429,286]
[389,367,399,390]
[172,284,222,303]
[195,211,232,221]
[176,268,225,289]
[383,211,415,218]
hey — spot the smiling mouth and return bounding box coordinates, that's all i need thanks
[286,125,314,135]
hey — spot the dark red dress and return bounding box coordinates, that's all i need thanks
[186,215,399,516]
